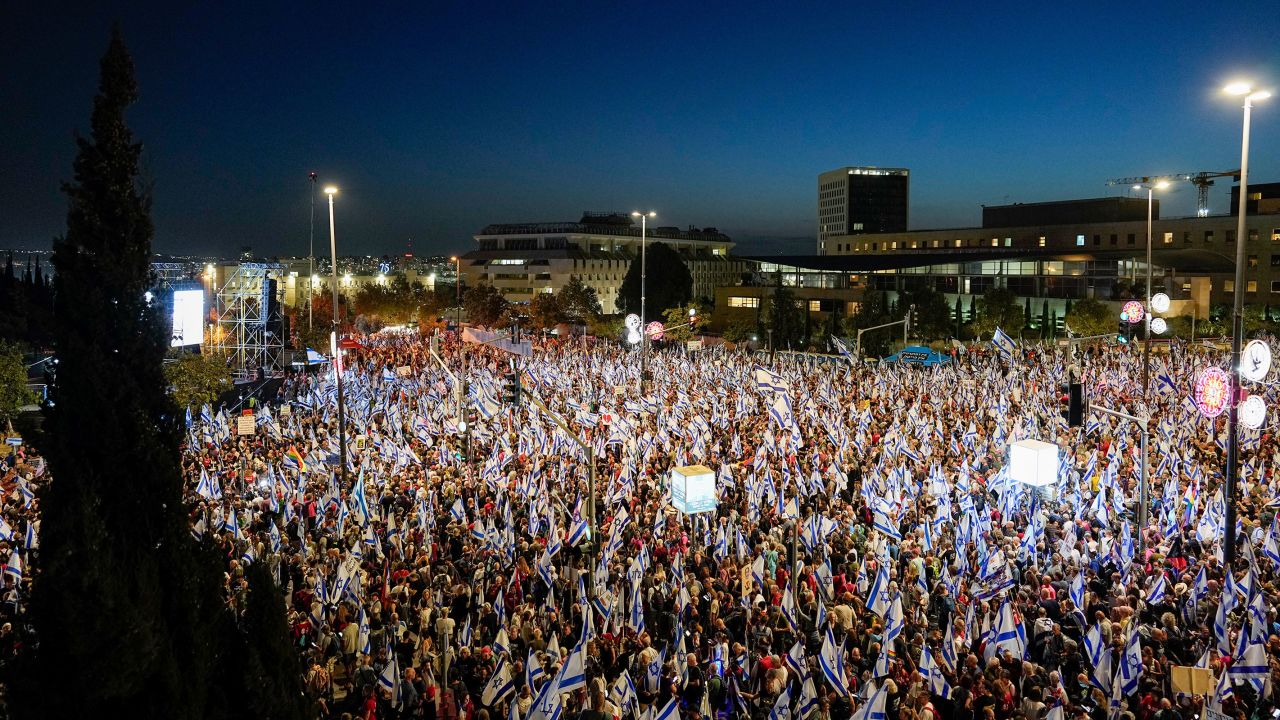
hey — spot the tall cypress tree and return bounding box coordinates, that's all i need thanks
[14,28,304,720]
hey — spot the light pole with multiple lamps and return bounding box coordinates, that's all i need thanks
[1133,179,1168,401]
[1223,81,1270,568]
[308,171,317,331]
[324,185,349,484]
[632,210,656,394]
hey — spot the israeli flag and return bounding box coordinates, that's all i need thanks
[991,326,1017,358]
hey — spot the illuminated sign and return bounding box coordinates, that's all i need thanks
[1150,293,1170,313]
[171,289,204,347]
[1121,301,1144,325]
[1242,339,1272,382]
[670,464,717,514]
[1194,367,1230,418]
[1240,395,1266,429]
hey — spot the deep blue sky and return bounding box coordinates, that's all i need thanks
[3,1,1278,257]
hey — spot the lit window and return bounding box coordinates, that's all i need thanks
[1163,232,1173,244]
[891,242,898,249]
[1076,235,1085,247]
[1225,280,1235,292]
[808,300,822,312]
[1038,236,1046,247]
[1273,228,1280,242]
[954,239,962,248]
[1249,255,1258,268]
[991,238,999,247]
[727,296,759,308]
[1248,280,1258,293]
[852,223,864,231]
[1205,230,1215,242]
[1005,238,1012,247]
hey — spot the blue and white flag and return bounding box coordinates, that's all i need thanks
[992,327,1017,358]
[481,655,516,706]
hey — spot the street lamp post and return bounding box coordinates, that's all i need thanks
[632,211,656,394]
[450,255,466,432]
[324,186,349,485]
[309,171,317,331]
[1135,180,1169,401]
[1224,82,1270,569]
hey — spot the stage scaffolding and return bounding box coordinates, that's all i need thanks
[214,262,286,381]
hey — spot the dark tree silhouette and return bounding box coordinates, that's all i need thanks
[12,28,305,720]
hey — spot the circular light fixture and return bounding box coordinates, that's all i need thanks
[1150,317,1167,335]
[1242,339,1273,382]
[646,321,665,342]
[1240,395,1267,429]
[1194,367,1231,418]
[626,329,641,345]
[1151,293,1170,314]
[1122,301,1144,325]
[624,313,641,331]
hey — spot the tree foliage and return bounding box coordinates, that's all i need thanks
[463,283,511,327]
[352,274,425,326]
[764,279,805,349]
[843,290,893,356]
[0,342,36,423]
[292,290,352,353]
[897,285,952,340]
[558,275,602,324]
[163,351,232,411]
[14,29,305,719]
[617,242,692,318]
[970,287,1023,339]
[527,292,565,330]
[661,305,697,343]
[0,254,55,348]
[1064,297,1117,338]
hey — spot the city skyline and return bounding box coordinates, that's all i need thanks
[3,1,1278,257]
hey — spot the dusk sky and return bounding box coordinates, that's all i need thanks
[3,1,1278,258]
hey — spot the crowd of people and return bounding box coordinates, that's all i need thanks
[4,328,1280,720]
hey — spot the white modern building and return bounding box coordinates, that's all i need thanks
[461,211,748,314]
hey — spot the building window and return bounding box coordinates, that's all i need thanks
[872,243,878,251]
[808,300,822,312]
[1004,237,1012,247]
[1110,234,1118,245]
[910,241,918,249]
[1225,280,1235,292]
[727,296,759,308]
[1249,229,1259,242]
[1163,232,1173,244]
[1093,234,1101,246]
[991,238,999,247]
[1183,231,1192,244]
[852,223,863,231]
[1205,230,1214,243]
[890,242,898,249]
[1077,234,1086,246]
[1248,281,1258,293]
[1272,281,1280,293]
[1126,233,1136,245]
[1249,255,1258,268]
[1038,236,1046,247]
[953,239,962,248]
[1273,228,1280,242]
[1227,230,1236,243]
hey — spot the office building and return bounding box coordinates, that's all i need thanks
[461,212,747,315]
[817,167,909,254]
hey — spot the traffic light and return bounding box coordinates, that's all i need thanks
[688,306,700,329]
[502,371,522,406]
[1116,317,1130,344]
[1060,366,1086,426]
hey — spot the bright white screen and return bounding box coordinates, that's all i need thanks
[171,290,204,347]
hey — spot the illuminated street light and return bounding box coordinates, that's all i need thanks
[1222,80,1270,569]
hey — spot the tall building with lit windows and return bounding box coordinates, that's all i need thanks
[817,166,909,254]
[461,212,746,315]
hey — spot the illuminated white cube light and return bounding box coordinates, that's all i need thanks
[670,464,717,514]
[1009,439,1059,488]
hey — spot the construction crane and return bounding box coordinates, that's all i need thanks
[1105,170,1240,217]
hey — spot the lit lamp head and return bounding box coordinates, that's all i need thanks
[631,211,657,219]
[1224,81,1272,102]
[324,186,338,196]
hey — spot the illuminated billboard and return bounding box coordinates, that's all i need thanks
[670,464,717,514]
[171,289,204,347]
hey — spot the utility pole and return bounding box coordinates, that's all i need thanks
[308,171,316,332]
[1090,403,1150,554]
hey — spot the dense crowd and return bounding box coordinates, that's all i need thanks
[4,329,1280,720]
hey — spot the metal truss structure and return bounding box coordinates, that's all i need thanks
[215,262,286,380]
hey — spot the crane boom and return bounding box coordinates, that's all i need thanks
[1105,170,1239,217]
